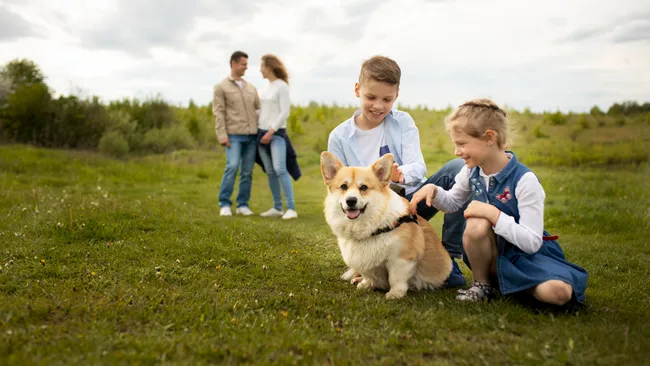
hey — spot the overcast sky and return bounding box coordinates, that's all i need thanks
[1,0,649,112]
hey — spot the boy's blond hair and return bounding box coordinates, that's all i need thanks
[445,98,509,149]
[358,56,401,87]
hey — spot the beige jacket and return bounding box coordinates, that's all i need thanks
[213,75,260,140]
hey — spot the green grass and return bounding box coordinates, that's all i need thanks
[1,145,649,365]
[1,110,650,364]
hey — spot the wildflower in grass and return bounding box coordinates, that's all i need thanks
[40,259,45,266]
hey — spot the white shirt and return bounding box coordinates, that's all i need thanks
[258,79,290,131]
[432,162,546,254]
[354,122,387,166]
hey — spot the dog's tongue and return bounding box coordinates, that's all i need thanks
[346,209,361,219]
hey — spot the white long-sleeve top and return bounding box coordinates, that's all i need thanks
[432,164,546,254]
[258,79,290,131]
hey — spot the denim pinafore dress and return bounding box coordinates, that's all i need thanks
[465,152,589,303]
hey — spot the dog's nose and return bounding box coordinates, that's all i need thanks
[346,197,357,207]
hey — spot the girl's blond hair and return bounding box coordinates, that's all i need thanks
[445,98,509,149]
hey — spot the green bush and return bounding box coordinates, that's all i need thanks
[99,130,129,158]
[532,124,548,138]
[590,105,604,116]
[545,111,567,125]
[1,82,52,144]
[50,95,110,149]
[615,117,626,127]
[578,115,590,129]
[142,125,196,154]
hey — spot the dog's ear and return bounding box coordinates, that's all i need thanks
[372,153,393,186]
[320,151,343,185]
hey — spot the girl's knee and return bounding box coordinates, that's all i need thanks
[463,218,493,243]
[535,280,573,306]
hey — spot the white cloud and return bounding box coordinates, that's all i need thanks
[1,0,649,112]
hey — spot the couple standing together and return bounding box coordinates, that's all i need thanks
[213,51,299,220]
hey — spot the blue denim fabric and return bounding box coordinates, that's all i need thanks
[405,158,469,259]
[218,134,257,208]
[258,134,295,210]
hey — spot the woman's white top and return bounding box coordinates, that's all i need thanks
[258,79,290,131]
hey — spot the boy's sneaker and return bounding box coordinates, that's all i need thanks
[219,206,232,216]
[282,209,298,220]
[456,281,493,302]
[260,208,284,217]
[236,206,254,216]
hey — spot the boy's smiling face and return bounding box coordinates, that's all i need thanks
[354,78,399,127]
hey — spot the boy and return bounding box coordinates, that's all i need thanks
[327,56,468,284]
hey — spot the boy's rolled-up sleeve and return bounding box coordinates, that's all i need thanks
[396,114,426,185]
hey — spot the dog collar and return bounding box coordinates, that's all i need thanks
[371,214,419,236]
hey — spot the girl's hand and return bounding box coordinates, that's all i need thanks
[463,201,501,225]
[409,184,437,212]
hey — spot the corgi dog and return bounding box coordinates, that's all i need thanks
[320,151,454,299]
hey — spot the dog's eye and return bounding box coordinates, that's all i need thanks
[359,184,368,192]
[340,184,348,191]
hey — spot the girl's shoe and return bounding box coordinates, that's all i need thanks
[260,208,284,217]
[456,281,493,302]
[282,209,298,220]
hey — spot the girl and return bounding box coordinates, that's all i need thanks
[257,54,298,220]
[410,98,588,306]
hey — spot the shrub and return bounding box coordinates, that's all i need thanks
[569,126,582,141]
[142,125,196,154]
[615,117,626,127]
[1,82,52,144]
[99,130,129,158]
[50,95,110,149]
[578,115,590,129]
[532,124,548,139]
[590,105,604,116]
[545,111,567,125]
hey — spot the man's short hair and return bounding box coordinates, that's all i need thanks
[230,51,248,65]
[359,55,401,86]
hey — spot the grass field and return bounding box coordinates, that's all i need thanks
[1,110,650,365]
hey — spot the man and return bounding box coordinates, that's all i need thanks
[213,51,260,216]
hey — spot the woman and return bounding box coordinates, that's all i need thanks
[257,54,298,219]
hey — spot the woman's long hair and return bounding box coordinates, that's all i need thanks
[262,54,289,84]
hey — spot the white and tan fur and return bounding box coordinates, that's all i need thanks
[320,152,453,299]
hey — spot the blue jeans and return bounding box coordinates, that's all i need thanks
[405,158,468,259]
[218,134,257,208]
[258,135,295,211]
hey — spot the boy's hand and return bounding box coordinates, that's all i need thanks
[391,163,404,183]
[463,201,501,225]
[409,184,437,212]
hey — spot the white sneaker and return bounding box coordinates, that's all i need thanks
[219,206,232,216]
[236,206,254,216]
[282,209,298,220]
[260,208,284,217]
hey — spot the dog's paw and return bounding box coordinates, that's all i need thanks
[356,279,373,291]
[385,289,407,300]
[340,268,357,281]
[351,275,363,285]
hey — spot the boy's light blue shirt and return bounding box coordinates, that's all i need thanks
[327,109,427,190]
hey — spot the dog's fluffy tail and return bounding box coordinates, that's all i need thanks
[340,268,357,281]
